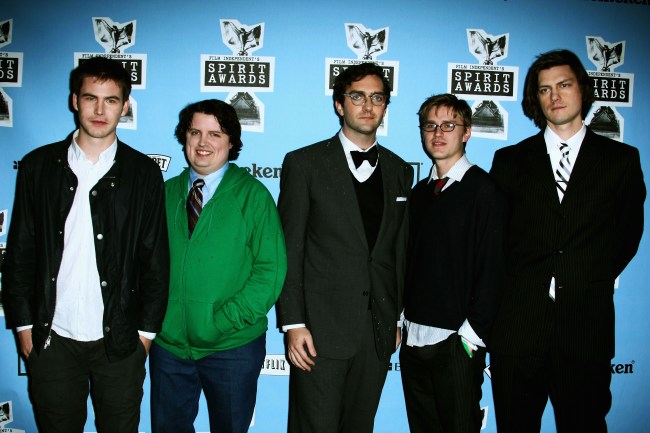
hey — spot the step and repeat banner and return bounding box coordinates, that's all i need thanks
[1,0,649,432]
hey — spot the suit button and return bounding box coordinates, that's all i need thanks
[104,326,111,333]
[101,281,108,287]
[363,291,369,296]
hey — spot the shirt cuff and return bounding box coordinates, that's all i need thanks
[281,323,306,332]
[138,331,156,340]
[458,319,485,350]
[16,325,33,333]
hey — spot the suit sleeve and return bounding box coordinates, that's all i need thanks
[613,147,645,276]
[275,152,311,327]
[396,163,414,318]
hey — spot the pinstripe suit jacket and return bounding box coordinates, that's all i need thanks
[489,128,645,362]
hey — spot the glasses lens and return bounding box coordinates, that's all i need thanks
[347,93,364,105]
[441,123,455,132]
[370,94,385,105]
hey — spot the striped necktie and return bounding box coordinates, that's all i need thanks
[187,178,205,237]
[555,143,572,202]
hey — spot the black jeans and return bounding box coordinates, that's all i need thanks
[27,331,147,433]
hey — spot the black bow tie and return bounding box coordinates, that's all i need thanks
[350,146,378,168]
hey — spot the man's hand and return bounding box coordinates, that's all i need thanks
[286,328,317,372]
[139,335,152,356]
[17,329,33,359]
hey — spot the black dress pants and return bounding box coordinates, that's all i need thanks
[491,350,611,433]
[400,333,486,433]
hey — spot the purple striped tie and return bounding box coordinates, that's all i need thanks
[187,179,205,237]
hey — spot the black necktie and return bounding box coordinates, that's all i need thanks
[433,177,449,195]
[187,179,205,238]
[350,146,378,168]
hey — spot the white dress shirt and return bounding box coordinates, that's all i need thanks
[52,132,117,341]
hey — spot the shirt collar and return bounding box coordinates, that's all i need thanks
[428,154,473,184]
[544,123,586,155]
[69,129,118,164]
[189,162,229,195]
[338,130,378,154]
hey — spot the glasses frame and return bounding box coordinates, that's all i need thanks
[419,122,467,133]
[342,92,387,107]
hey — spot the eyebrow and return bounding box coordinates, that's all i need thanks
[347,90,384,95]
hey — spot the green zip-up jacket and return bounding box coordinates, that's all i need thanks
[155,164,286,359]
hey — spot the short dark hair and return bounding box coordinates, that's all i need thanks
[174,99,243,161]
[522,49,594,129]
[69,56,131,101]
[332,62,391,126]
[417,93,472,129]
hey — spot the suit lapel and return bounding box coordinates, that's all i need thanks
[524,133,560,205]
[325,135,369,247]
[373,145,397,254]
[561,129,603,203]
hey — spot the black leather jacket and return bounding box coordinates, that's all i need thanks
[3,136,170,361]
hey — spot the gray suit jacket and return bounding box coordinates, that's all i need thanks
[276,135,413,360]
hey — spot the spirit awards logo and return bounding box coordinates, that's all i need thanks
[325,23,400,136]
[74,16,149,131]
[585,36,634,141]
[200,19,276,133]
[0,19,23,128]
[447,29,519,140]
[0,401,26,433]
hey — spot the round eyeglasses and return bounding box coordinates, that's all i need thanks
[419,122,466,132]
[343,92,387,106]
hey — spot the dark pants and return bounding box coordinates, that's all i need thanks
[149,333,266,433]
[27,331,147,433]
[287,312,390,433]
[491,351,612,433]
[400,333,486,433]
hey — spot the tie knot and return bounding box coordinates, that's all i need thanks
[193,178,205,190]
[559,142,570,154]
[350,146,378,169]
[433,177,449,195]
